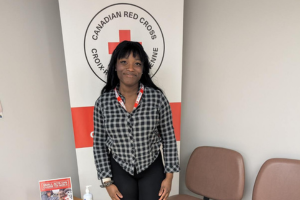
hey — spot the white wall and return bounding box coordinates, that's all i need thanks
[0,0,80,199]
[180,0,300,199]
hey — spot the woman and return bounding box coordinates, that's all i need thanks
[93,41,179,200]
[41,190,58,200]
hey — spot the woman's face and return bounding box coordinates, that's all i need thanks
[116,52,143,88]
[58,191,65,200]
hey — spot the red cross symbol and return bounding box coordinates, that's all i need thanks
[108,30,142,54]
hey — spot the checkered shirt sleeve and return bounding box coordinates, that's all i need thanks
[159,93,180,173]
[93,97,112,179]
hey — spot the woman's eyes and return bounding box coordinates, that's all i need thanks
[119,60,142,66]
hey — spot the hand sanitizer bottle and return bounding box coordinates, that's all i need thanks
[83,185,93,200]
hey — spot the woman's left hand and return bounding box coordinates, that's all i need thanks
[159,173,173,200]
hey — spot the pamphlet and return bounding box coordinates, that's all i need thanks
[39,177,73,200]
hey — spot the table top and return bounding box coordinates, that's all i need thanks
[74,197,83,200]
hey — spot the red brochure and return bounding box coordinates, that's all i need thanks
[39,177,73,200]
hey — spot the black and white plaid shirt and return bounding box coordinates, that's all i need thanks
[93,84,180,179]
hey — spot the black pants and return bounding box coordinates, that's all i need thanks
[110,153,166,200]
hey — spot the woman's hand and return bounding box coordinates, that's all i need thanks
[159,173,173,200]
[106,184,123,200]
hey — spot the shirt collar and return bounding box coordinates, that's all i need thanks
[116,82,142,97]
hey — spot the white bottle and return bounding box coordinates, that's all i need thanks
[83,185,93,200]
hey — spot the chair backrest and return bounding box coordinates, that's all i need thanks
[253,158,300,200]
[185,146,245,200]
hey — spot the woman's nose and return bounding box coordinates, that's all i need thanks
[127,63,134,71]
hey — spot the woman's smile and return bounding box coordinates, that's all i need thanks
[124,73,137,78]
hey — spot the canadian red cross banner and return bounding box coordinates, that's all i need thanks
[58,1,183,199]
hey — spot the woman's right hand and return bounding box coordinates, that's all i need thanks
[106,184,123,200]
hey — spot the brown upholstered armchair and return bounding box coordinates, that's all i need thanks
[168,146,245,200]
[252,158,300,200]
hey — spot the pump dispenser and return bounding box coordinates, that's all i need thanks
[83,185,93,200]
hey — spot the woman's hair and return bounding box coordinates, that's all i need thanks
[46,190,53,195]
[101,40,162,94]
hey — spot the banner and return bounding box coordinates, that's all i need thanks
[59,0,183,198]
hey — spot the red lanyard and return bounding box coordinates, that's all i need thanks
[114,84,144,111]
